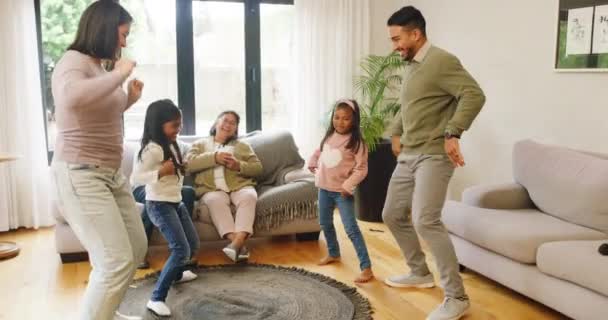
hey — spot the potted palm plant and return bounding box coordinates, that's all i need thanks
[353,52,406,222]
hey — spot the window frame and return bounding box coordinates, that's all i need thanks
[34,0,53,163]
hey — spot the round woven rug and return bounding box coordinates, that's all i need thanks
[118,264,372,320]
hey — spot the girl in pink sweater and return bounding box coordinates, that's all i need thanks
[308,99,374,283]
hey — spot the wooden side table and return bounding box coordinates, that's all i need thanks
[0,154,21,260]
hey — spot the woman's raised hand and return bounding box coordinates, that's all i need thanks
[115,57,136,78]
[127,78,144,106]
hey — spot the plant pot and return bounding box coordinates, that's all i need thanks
[355,139,396,222]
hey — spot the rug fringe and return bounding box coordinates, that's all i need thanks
[133,263,374,319]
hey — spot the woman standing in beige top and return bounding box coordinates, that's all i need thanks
[50,1,146,319]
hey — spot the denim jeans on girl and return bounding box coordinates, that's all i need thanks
[318,189,371,270]
[146,201,200,301]
[133,185,196,242]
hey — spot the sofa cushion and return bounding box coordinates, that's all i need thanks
[121,141,140,179]
[241,130,305,186]
[284,168,314,184]
[513,140,608,233]
[537,240,608,296]
[443,201,608,264]
[51,191,65,223]
[462,183,534,210]
[54,221,85,253]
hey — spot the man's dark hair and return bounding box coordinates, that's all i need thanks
[387,6,426,37]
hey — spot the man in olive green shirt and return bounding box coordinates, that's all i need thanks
[382,6,485,320]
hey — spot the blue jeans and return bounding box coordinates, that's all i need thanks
[146,201,200,302]
[318,189,372,270]
[133,185,196,242]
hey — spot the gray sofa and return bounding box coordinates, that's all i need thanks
[53,131,321,263]
[443,140,608,320]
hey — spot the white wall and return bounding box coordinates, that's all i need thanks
[370,0,404,55]
[396,0,608,199]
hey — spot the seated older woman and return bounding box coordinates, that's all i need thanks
[186,111,262,262]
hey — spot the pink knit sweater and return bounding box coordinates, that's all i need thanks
[308,132,368,194]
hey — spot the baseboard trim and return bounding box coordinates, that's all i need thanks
[59,252,88,263]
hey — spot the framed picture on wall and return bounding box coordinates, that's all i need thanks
[555,0,608,71]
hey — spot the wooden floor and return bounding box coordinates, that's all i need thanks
[0,218,568,320]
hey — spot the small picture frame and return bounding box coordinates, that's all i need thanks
[555,0,608,72]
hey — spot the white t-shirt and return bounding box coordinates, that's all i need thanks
[131,140,190,190]
[213,143,234,192]
[130,142,185,203]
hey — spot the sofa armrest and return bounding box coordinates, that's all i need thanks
[462,183,535,210]
[255,180,318,232]
[283,167,314,184]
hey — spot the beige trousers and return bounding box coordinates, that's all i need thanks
[201,187,257,238]
[51,161,147,320]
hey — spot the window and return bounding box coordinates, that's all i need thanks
[192,1,246,135]
[36,0,293,161]
[120,0,178,140]
[37,0,178,156]
[260,3,294,131]
[38,0,95,154]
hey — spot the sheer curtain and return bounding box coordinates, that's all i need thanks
[290,0,370,159]
[0,0,54,231]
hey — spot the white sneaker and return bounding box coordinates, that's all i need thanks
[426,297,470,320]
[384,273,435,288]
[175,270,198,284]
[146,300,171,317]
[222,244,238,262]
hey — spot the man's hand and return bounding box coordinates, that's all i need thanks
[444,138,465,167]
[308,165,317,174]
[391,136,402,157]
